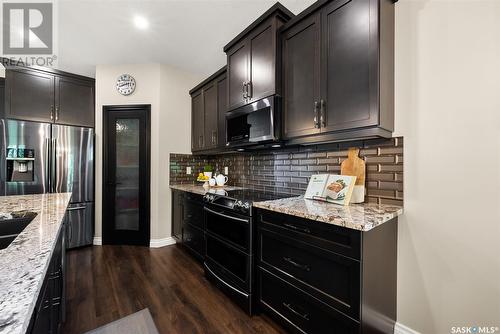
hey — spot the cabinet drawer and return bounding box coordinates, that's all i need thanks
[182,224,205,260]
[257,209,360,259]
[258,268,359,334]
[259,227,360,318]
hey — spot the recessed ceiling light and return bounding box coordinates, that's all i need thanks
[133,15,149,30]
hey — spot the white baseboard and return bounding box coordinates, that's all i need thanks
[93,237,102,245]
[149,237,176,248]
[394,322,420,334]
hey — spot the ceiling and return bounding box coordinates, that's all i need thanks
[56,0,317,78]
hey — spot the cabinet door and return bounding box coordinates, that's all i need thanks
[227,40,249,111]
[171,190,184,242]
[248,20,275,102]
[203,82,218,149]
[5,69,55,123]
[191,90,204,151]
[320,0,378,133]
[216,75,227,148]
[282,13,321,139]
[55,76,94,127]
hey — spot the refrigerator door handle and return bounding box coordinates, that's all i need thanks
[51,138,57,193]
[45,138,51,192]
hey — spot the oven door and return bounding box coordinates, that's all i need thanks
[204,206,251,253]
[226,96,278,147]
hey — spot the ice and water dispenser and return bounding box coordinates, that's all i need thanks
[6,147,35,182]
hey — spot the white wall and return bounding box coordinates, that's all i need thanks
[394,1,500,333]
[94,63,201,242]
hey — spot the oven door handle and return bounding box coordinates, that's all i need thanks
[204,262,249,298]
[204,207,249,223]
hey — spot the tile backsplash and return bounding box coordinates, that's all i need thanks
[170,137,403,205]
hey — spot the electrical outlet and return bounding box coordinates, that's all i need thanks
[186,166,192,175]
[224,166,229,175]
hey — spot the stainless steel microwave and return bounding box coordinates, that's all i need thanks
[226,96,280,148]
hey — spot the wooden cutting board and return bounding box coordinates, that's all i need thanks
[341,148,365,185]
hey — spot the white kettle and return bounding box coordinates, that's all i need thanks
[215,174,228,186]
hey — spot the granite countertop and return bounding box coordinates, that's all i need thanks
[0,193,72,334]
[170,184,245,195]
[253,196,403,232]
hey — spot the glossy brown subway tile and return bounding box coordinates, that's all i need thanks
[169,137,404,204]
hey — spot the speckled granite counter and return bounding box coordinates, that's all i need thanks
[170,184,245,195]
[253,196,403,232]
[0,193,72,334]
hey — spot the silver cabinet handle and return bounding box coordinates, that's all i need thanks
[247,81,252,100]
[242,81,248,99]
[320,99,326,128]
[50,105,54,121]
[313,101,319,128]
[283,302,310,321]
[55,106,59,121]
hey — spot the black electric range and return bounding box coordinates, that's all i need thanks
[202,189,291,314]
[203,189,289,216]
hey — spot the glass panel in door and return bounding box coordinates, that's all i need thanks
[114,118,140,231]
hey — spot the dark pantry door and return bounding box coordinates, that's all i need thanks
[103,105,150,246]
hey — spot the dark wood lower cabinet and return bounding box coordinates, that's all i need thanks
[255,208,398,334]
[28,224,65,334]
[171,190,184,242]
[171,190,205,261]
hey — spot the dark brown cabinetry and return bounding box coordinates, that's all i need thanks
[255,208,398,334]
[224,3,294,111]
[282,0,395,145]
[55,76,95,127]
[171,190,184,242]
[181,192,205,261]
[5,66,95,127]
[28,225,65,334]
[190,67,227,153]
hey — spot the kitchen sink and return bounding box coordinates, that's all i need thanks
[0,211,38,249]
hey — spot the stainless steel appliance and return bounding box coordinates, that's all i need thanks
[202,189,289,314]
[0,119,94,248]
[226,96,281,148]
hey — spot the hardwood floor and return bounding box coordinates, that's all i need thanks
[62,245,286,334]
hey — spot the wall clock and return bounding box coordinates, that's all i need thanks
[116,74,136,96]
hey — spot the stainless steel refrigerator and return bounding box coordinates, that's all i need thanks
[0,119,94,248]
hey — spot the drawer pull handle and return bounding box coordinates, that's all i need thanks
[283,257,311,272]
[283,223,310,234]
[283,302,310,321]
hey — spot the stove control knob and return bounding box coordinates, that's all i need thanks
[234,200,242,208]
[242,202,250,212]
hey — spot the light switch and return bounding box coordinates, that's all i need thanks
[186,166,192,175]
[224,166,229,175]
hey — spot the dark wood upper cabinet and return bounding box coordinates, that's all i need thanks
[282,13,321,139]
[224,3,294,112]
[216,75,227,147]
[227,41,250,110]
[190,67,227,154]
[281,0,395,145]
[203,81,218,150]
[5,65,95,127]
[191,89,204,151]
[5,68,55,123]
[55,76,95,127]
